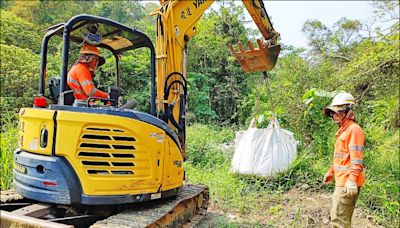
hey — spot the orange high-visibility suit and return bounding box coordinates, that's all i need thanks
[328,118,365,187]
[67,63,108,101]
[328,118,365,228]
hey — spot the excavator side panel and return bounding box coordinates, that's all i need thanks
[18,108,56,156]
[161,137,184,191]
[55,110,165,196]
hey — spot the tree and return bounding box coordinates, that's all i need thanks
[0,44,40,122]
[302,18,362,63]
[0,10,41,52]
[93,1,145,26]
[187,4,252,125]
[0,0,14,10]
[187,72,217,124]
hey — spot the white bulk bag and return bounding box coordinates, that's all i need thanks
[231,118,298,177]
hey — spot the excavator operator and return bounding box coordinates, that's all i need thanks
[67,43,108,107]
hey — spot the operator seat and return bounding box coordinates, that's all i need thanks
[48,77,75,106]
[59,91,75,106]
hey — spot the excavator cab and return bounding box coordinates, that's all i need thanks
[37,14,156,112]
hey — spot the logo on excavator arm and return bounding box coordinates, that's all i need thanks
[193,0,206,9]
[173,160,182,168]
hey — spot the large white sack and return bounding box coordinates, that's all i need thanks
[231,118,298,177]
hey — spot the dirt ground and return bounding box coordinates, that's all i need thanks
[195,187,382,228]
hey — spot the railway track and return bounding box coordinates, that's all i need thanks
[0,184,209,228]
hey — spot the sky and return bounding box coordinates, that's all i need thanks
[258,1,376,48]
[144,1,395,48]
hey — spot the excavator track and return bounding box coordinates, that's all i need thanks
[92,184,209,228]
[0,184,209,228]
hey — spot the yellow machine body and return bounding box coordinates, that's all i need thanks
[18,108,183,197]
[18,109,55,156]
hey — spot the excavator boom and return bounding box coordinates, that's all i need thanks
[150,0,280,159]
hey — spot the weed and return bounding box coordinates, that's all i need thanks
[0,112,18,190]
[185,123,399,226]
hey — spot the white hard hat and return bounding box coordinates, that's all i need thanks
[330,92,355,106]
[323,92,355,117]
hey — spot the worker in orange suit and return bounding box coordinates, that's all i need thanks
[323,92,365,228]
[68,44,108,106]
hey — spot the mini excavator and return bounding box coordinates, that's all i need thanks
[1,0,280,227]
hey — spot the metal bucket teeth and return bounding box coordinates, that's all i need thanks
[229,39,281,72]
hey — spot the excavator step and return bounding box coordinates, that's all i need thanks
[0,184,209,228]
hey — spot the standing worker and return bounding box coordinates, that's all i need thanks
[322,92,365,228]
[67,43,108,106]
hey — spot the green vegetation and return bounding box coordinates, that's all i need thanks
[0,1,398,227]
[1,112,18,190]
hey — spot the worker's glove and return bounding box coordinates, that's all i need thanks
[323,171,334,185]
[342,180,358,197]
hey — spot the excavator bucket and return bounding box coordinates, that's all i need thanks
[229,39,281,73]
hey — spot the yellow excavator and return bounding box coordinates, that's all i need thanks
[1,0,280,227]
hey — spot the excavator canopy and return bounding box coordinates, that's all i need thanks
[44,14,153,53]
[39,14,157,114]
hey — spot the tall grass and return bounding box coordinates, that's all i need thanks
[1,111,18,190]
[185,123,399,227]
[0,118,397,226]
[185,124,323,213]
[359,128,400,226]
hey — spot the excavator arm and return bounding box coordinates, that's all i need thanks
[233,0,281,72]
[150,0,280,158]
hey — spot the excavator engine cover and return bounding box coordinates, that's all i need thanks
[229,39,281,73]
